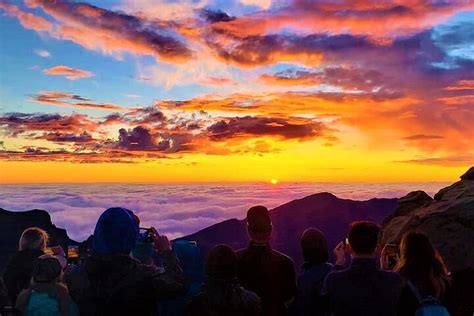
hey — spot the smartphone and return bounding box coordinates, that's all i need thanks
[384,244,399,268]
[44,247,54,255]
[139,227,154,243]
[344,238,349,248]
[67,245,79,265]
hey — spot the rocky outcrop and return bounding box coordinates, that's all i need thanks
[0,208,77,273]
[381,167,474,272]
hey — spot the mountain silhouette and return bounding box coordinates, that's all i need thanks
[179,192,398,268]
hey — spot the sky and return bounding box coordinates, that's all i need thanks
[0,0,473,183]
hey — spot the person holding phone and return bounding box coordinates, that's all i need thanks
[322,221,402,316]
[65,207,184,316]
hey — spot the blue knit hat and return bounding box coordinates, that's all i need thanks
[92,207,139,255]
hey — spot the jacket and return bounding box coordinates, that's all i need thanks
[3,249,44,305]
[237,242,296,316]
[185,278,262,316]
[65,251,184,316]
[292,262,333,316]
[322,258,402,316]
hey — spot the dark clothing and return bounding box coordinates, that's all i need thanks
[3,249,44,305]
[397,278,455,316]
[292,262,333,316]
[237,242,296,316]
[322,258,402,316]
[65,251,184,316]
[0,277,8,312]
[185,278,262,316]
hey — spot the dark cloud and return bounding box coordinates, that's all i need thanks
[200,9,235,23]
[260,67,394,93]
[30,91,127,111]
[207,116,323,140]
[402,134,444,141]
[26,0,193,62]
[212,33,375,66]
[118,126,156,151]
[40,131,94,143]
[130,107,166,125]
[0,112,96,135]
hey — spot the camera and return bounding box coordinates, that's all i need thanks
[139,227,154,243]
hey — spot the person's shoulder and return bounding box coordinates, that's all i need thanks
[240,287,261,303]
[271,249,294,265]
[236,247,247,258]
[324,266,351,283]
[377,269,402,283]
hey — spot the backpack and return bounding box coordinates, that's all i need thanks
[22,289,80,316]
[407,281,450,316]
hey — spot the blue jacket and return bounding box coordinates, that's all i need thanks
[322,258,402,316]
[292,262,333,316]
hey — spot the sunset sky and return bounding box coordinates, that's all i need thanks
[0,0,473,183]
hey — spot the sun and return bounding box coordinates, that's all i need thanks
[270,179,279,185]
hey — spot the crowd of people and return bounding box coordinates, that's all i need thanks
[0,205,456,316]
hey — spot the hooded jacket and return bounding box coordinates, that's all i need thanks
[65,207,184,316]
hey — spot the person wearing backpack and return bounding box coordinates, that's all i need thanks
[291,228,333,316]
[65,207,184,316]
[15,253,79,316]
[395,232,455,316]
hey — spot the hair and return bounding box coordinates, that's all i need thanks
[301,228,329,265]
[395,231,450,295]
[348,221,381,255]
[19,227,49,251]
[205,244,238,280]
[246,205,272,242]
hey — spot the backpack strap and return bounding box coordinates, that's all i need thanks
[407,281,423,303]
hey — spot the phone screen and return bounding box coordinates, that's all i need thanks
[44,247,54,255]
[68,246,79,260]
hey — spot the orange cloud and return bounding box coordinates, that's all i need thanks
[30,91,128,111]
[0,2,53,32]
[210,0,474,39]
[24,0,193,63]
[43,65,94,80]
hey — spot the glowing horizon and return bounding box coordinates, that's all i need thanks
[1,0,473,183]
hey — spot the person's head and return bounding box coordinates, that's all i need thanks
[301,228,329,265]
[246,205,272,243]
[19,227,49,251]
[348,221,381,257]
[396,231,449,293]
[205,244,237,281]
[92,207,139,255]
[32,255,63,284]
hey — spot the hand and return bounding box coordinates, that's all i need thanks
[380,245,399,270]
[50,246,66,258]
[334,241,346,267]
[151,227,171,252]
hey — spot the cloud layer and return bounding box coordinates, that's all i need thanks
[0,182,449,240]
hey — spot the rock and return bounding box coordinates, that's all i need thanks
[382,190,432,225]
[0,208,77,273]
[460,167,474,180]
[382,166,474,272]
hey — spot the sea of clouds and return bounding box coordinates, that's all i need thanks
[0,182,449,241]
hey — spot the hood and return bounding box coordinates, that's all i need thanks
[92,207,139,255]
